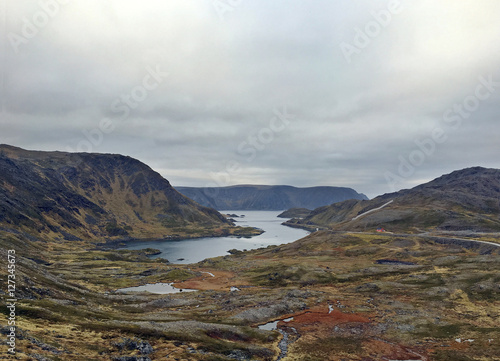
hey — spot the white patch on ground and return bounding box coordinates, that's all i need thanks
[116,283,196,294]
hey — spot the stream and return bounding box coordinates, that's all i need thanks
[258,317,299,360]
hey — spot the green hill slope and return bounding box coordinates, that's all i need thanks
[285,167,500,233]
[0,145,235,242]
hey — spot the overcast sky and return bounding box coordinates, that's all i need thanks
[1,0,500,198]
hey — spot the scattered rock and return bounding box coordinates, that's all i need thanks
[114,338,153,355]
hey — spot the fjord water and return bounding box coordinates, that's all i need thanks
[120,211,310,264]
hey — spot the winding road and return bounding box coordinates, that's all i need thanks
[347,199,499,249]
[346,230,500,249]
[351,200,394,221]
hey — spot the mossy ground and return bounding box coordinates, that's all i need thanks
[1,230,499,360]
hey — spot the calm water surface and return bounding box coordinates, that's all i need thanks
[119,211,309,264]
[116,282,196,294]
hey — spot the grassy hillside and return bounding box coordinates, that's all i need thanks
[285,167,500,233]
[1,151,498,360]
[0,145,257,243]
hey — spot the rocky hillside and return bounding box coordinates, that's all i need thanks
[1,155,498,360]
[176,185,368,210]
[0,145,234,242]
[285,167,500,232]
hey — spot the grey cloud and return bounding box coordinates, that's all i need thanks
[2,0,500,199]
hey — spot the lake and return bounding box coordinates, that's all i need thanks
[119,211,310,264]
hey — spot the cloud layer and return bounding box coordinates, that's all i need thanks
[2,0,500,198]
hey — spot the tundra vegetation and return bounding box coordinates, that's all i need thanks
[1,230,499,360]
[0,147,499,360]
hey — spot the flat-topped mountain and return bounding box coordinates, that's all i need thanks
[0,145,234,241]
[175,185,368,211]
[285,167,500,232]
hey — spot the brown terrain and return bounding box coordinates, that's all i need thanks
[1,224,499,361]
[0,149,499,360]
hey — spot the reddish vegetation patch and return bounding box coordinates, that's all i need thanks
[280,305,371,334]
[279,305,429,360]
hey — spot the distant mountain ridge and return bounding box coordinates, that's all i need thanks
[0,145,234,241]
[176,185,368,211]
[284,167,500,232]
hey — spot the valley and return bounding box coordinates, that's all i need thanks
[4,2,500,360]
[1,229,499,360]
[0,147,499,361]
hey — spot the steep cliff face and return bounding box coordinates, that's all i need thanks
[0,145,230,241]
[285,167,500,232]
[176,185,368,211]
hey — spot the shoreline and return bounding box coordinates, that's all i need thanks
[94,227,265,251]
